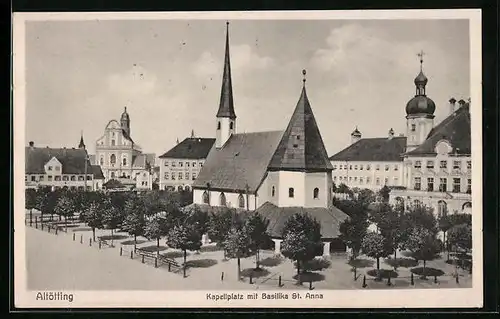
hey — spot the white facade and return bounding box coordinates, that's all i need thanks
[215,117,235,149]
[159,157,206,191]
[331,160,404,191]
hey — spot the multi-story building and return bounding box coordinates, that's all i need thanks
[25,137,105,191]
[329,128,407,191]
[158,131,215,191]
[94,107,155,190]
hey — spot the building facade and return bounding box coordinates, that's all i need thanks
[158,132,215,191]
[25,138,105,191]
[94,107,155,190]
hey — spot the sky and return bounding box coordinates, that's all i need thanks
[24,19,470,158]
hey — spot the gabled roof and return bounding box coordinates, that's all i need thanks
[25,147,93,174]
[132,153,156,168]
[91,165,105,180]
[268,85,333,171]
[255,202,349,239]
[329,136,407,162]
[192,131,284,193]
[406,104,471,156]
[159,138,216,159]
[216,22,236,120]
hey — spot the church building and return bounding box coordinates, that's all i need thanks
[94,108,156,190]
[191,22,349,255]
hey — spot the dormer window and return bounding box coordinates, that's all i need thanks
[48,166,53,171]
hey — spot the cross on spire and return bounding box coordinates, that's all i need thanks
[417,50,425,70]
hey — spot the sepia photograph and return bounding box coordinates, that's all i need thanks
[13,10,482,308]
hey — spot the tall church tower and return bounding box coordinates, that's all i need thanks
[215,22,236,149]
[121,107,131,138]
[405,51,435,152]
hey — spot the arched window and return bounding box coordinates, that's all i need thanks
[238,194,245,208]
[271,186,275,197]
[202,191,209,204]
[289,188,294,198]
[100,156,104,166]
[413,199,421,208]
[437,200,448,217]
[123,157,127,166]
[178,186,183,191]
[217,122,221,130]
[230,122,234,130]
[185,186,190,192]
[70,176,76,181]
[313,187,319,199]
[462,201,472,212]
[219,192,227,206]
[110,154,116,165]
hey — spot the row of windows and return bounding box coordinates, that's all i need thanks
[413,160,471,170]
[46,165,61,171]
[333,164,399,172]
[164,161,203,168]
[100,154,127,166]
[334,175,398,186]
[395,197,472,214]
[50,185,93,191]
[26,175,93,182]
[413,177,471,193]
[164,172,197,180]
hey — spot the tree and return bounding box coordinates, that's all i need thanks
[404,205,438,235]
[53,194,75,231]
[207,208,240,258]
[35,188,60,221]
[82,201,104,241]
[182,205,209,236]
[361,232,391,279]
[357,188,376,206]
[448,213,472,227]
[331,182,337,193]
[437,213,452,256]
[245,212,270,269]
[281,213,322,276]
[404,227,441,278]
[167,223,203,267]
[102,199,123,247]
[378,185,391,203]
[223,226,251,280]
[448,224,472,253]
[122,196,147,251]
[371,204,408,260]
[337,183,352,197]
[144,216,165,250]
[25,188,37,223]
[336,199,370,258]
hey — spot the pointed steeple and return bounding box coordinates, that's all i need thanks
[78,131,86,149]
[268,70,333,171]
[216,22,236,120]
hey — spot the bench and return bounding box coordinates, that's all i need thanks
[134,248,181,270]
[158,254,181,269]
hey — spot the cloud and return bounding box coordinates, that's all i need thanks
[107,64,158,97]
[191,44,274,79]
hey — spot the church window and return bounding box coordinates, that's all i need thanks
[413,177,421,190]
[203,191,209,204]
[385,165,389,171]
[110,154,116,165]
[427,177,434,191]
[439,178,447,192]
[238,194,245,208]
[219,193,227,206]
[288,188,294,198]
[178,172,183,180]
[123,157,127,166]
[437,200,448,217]
[467,179,471,193]
[411,124,416,132]
[271,186,275,197]
[453,178,461,193]
[366,165,371,171]
[230,122,234,130]
[375,165,380,171]
[217,122,221,130]
[453,161,461,170]
[164,173,169,179]
[313,188,319,199]
[414,161,421,169]
[426,161,434,169]
[111,140,116,146]
[100,157,104,166]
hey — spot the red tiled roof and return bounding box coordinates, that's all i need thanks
[329,136,407,162]
[255,202,349,239]
[192,131,284,193]
[406,104,471,156]
[159,138,216,159]
[268,86,333,171]
[25,147,93,175]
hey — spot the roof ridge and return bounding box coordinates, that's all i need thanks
[425,107,469,140]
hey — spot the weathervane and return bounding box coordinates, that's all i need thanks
[417,50,425,71]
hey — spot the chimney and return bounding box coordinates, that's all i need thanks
[388,128,395,140]
[449,97,457,114]
[458,99,466,109]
